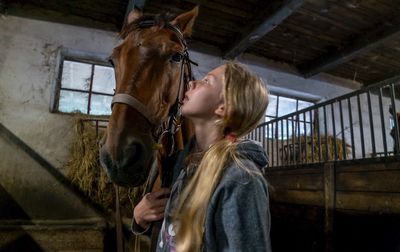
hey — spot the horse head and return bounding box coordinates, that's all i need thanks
[100,7,198,187]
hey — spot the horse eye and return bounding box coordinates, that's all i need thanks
[170,53,183,63]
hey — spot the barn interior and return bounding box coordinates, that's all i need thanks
[1,0,400,251]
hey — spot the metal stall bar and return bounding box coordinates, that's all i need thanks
[390,84,399,154]
[317,109,322,162]
[262,124,266,149]
[266,124,270,163]
[271,122,275,166]
[378,88,387,156]
[367,91,376,156]
[339,100,346,160]
[292,115,296,164]
[324,105,328,161]
[310,110,315,163]
[331,103,337,160]
[347,98,355,159]
[357,94,366,158]
[286,118,289,165]
[276,120,280,167]
[297,115,302,164]
[281,119,284,166]
[303,112,308,164]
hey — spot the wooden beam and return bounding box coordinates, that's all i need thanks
[185,0,251,18]
[299,18,400,78]
[4,3,119,31]
[0,0,6,15]
[223,0,307,59]
[366,74,400,87]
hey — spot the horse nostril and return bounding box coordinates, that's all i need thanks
[121,143,142,166]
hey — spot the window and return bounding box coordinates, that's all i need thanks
[52,52,115,116]
[265,94,315,139]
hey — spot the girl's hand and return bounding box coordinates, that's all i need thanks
[133,188,171,229]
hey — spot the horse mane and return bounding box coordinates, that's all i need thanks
[120,13,176,39]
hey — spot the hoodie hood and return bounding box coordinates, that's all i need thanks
[236,139,269,171]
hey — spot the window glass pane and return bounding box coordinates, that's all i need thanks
[278,96,297,117]
[59,90,88,113]
[297,122,305,136]
[306,122,312,135]
[279,118,293,140]
[287,118,294,138]
[265,116,274,122]
[61,60,92,90]
[298,100,313,111]
[266,95,277,117]
[92,65,115,94]
[90,94,112,115]
[298,100,313,122]
[261,94,315,139]
[299,112,311,123]
[276,120,285,139]
[299,110,314,122]
[281,121,287,139]
[294,122,312,136]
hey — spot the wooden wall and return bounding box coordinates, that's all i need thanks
[267,158,400,252]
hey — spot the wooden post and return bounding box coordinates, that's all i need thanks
[324,162,335,252]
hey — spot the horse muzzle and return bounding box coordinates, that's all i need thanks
[99,141,152,187]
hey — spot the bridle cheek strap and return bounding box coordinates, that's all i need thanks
[111,93,161,126]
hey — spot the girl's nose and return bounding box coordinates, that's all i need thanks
[188,80,196,90]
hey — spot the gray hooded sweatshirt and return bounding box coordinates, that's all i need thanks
[156,139,272,252]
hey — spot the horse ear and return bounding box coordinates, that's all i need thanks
[126,8,143,25]
[171,6,199,37]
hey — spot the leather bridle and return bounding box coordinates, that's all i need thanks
[111,19,197,154]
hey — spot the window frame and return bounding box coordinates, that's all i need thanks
[265,93,318,139]
[50,48,114,115]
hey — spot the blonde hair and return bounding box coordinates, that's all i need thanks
[174,61,269,252]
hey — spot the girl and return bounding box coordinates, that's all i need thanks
[155,61,271,251]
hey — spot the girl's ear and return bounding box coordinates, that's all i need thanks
[215,104,225,117]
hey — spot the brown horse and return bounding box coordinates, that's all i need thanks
[99,7,198,188]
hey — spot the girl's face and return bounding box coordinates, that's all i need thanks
[181,65,225,120]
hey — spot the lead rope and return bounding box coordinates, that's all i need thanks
[129,151,161,251]
[115,184,124,252]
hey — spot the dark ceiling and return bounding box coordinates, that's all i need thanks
[2,0,400,86]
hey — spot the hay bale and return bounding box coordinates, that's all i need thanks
[65,116,143,216]
[298,135,350,162]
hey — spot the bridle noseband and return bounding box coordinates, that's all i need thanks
[111,19,197,154]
